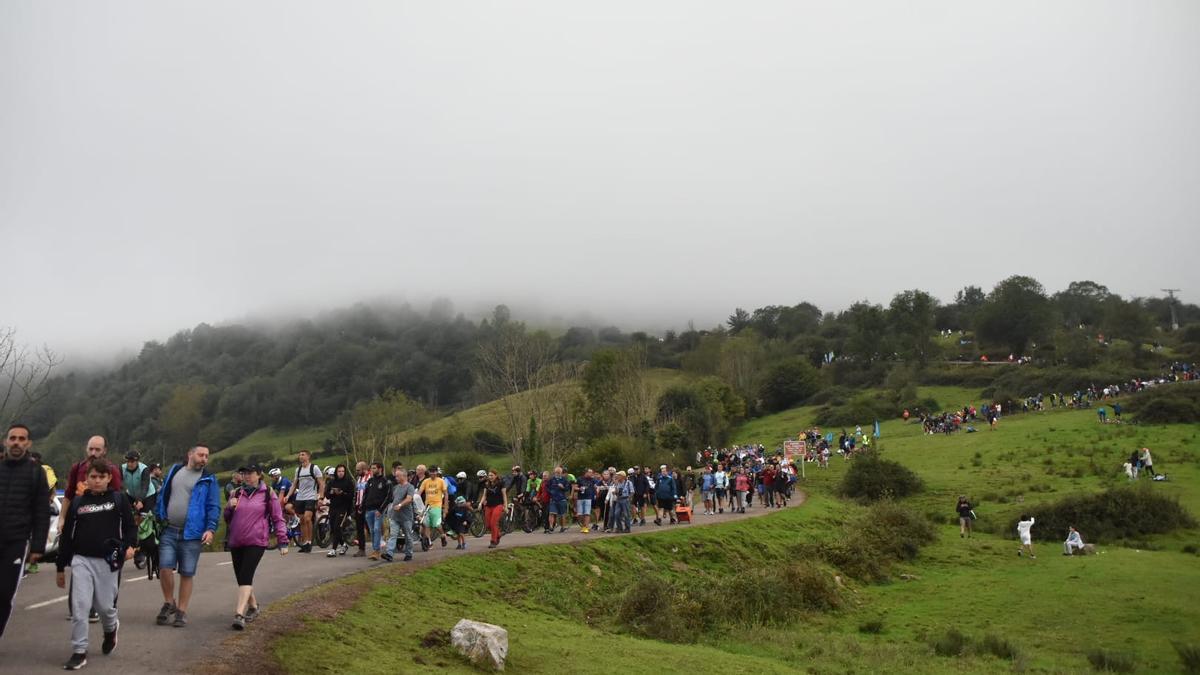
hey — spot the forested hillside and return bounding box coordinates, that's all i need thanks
[14,277,1200,473]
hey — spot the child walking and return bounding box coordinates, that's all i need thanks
[56,458,137,670]
[1016,514,1036,559]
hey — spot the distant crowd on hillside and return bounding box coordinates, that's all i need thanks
[910,361,1197,436]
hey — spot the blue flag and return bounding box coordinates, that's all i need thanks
[873,419,881,438]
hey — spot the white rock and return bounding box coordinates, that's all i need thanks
[451,619,509,671]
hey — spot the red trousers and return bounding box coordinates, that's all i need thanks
[485,504,504,544]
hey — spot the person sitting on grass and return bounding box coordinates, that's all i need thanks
[1063,526,1086,556]
[1016,515,1036,559]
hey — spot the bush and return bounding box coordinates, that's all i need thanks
[978,634,1020,661]
[1123,384,1200,424]
[1086,648,1135,672]
[805,501,935,582]
[759,358,822,412]
[858,619,884,634]
[839,453,925,502]
[616,577,706,643]
[1176,642,1200,674]
[437,449,493,477]
[570,435,644,472]
[1015,486,1197,543]
[933,628,970,657]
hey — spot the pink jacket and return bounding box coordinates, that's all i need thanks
[223,482,288,548]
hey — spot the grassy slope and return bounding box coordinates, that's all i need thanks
[218,369,690,469]
[273,386,1200,674]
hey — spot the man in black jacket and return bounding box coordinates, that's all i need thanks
[0,423,51,640]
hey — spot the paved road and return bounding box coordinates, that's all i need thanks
[1,498,803,673]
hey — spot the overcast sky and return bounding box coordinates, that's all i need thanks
[2,1,1198,362]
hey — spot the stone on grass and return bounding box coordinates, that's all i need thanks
[451,619,509,671]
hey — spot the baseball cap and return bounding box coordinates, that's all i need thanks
[238,463,264,474]
[124,450,141,461]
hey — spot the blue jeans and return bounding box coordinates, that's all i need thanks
[612,499,631,532]
[364,510,383,552]
[387,514,413,557]
[159,526,202,577]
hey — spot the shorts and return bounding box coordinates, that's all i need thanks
[548,499,567,516]
[958,517,972,527]
[424,507,443,529]
[701,490,713,501]
[715,488,727,499]
[293,499,317,515]
[633,494,647,509]
[159,526,203,577]
[656,497,676,511]
[1019,535,1031,546]
[575,499,592,516]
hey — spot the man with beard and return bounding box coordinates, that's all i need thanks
[0,423,50,640]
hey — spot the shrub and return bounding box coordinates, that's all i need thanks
[437,449,493,477]
[1014,486,1197,543]
[839,452,925,501]
[1123,384,1200,424]
[759,358,822,412]
[1176,642,1200,674]
[858,619,884,634]
[933,628,970,657]
[571,435,643,472]
[616,577,706,643]
[978,634,1020,661]
[805,501,935,582]
[1086,648,1135,672]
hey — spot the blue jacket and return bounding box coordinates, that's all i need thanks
[654,474,677,500]
[155,464,221,540]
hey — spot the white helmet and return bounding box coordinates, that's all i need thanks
[456,471,467,479]
[268,468,281,477]
[476,469,487,478]
[325,466,336,475]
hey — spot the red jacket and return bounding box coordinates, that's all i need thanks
[67,459,123,497]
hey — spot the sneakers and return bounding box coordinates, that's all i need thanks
[559,526,566,533]
[338,544,348,555]
[381,552,394,562]
[88,610,99,624]
[244,605,260,622]
[172,610,188,628]
[543,528,551,534]
[440,536,448,547]
[63,653,87,670]
[654,519,662,526]
[101,625,118,655]
[353,549,366,558]
[488,542,497,549]
[326,549,337,558]
[25,562,39,574]
[156,602,176,626]
[580,527,590,534]
[299,543,312,553]
[232,614,246,631]
[402,554,412,561]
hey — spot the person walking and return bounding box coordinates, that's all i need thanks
[477,470,507,548]
[154,445,221,628]
[653,465,677,526]
[956,496,975,538]
[55,458,136,670]
[1016,515,1036,559]
[1140,447,1156,478]
[381,466,416,562]
[611,470,633,533]
[324,464,354,558]
[545,467,570,534]
[0,423,50,640]
[223,465,288,630]
[359,463,389,559]
[283,450,324,554]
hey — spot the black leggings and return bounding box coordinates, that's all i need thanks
[0,540,28,639]
[230,546,265,586]
[330,507,350,547]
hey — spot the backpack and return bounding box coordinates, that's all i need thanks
[295,464,319,488]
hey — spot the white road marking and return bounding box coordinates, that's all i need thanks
[26,595,68,610]
[217,561,232,566]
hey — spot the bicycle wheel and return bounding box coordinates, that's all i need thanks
[500,511,514,534]
[469,517,486,538]
[520,505,537,533]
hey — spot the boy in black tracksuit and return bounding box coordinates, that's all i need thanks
[56,459,136,670]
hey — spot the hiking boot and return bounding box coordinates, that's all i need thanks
[244,606,260,622]
[88,610,99,624]
[403,554,412,561]
[63,653,87,670]
[654,518,662,526]
[381,552,394,562]
[639,519,647,526]
[367,550,381,560]
[172,610,188,628]
[440,536,448,547]
[156,603,176,626]
[232,614,246,631]
[101,625,118,655]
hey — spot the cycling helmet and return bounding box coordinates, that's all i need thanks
[476,469,487,478]
[325,466,336,475]
[268,468,282,477]
[456,471,467,479]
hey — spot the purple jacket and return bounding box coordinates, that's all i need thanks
[223,482,288,548]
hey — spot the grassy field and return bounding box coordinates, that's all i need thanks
[267,389,1200,674]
